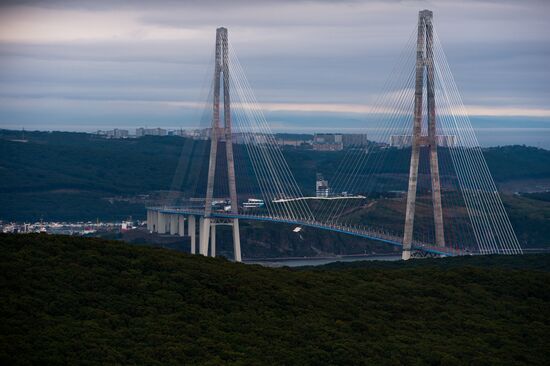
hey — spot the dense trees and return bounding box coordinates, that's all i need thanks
[1,234,549,365]
[1,130,549,248]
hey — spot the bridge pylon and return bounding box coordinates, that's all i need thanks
[402,10,445,260]
[199,27,242,262]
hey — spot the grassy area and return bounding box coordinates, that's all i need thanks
[1,234,549,365]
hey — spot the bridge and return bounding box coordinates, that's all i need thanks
[147,10,523,261]
[147,207,459,258]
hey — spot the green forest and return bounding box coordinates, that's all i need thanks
[2,130,550,199]
[1,129,549,250]
[1,234,549,365]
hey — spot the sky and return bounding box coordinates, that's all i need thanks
[0,0,549,146]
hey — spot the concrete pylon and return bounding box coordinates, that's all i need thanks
[233,219,241,262]
[146,210,152,232]
[188,215,196,254]
[170,214,178,235]
[210,224,216,257]
[402,9,445,260]
[201,27,242,261]
[152,210,158,233]
[178,216,185,236]
[199,217,208,255]
[157,212,166,234]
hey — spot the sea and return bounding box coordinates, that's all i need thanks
[244,254,402,267]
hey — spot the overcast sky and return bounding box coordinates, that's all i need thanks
[0,0,549,133]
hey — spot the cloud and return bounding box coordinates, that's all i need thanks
[0,0,549,135]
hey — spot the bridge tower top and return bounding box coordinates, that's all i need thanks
[419,9,433,20]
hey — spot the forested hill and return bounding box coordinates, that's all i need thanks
[1,129,550,222]
[1,130,549,195]
[1,234,549,365]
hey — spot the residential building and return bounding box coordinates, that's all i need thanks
[390,134,456,148]
[313,133,343,151]
[136,127,167,137]
[316,173,330,197]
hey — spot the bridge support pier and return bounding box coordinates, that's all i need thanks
[210,224,216,257]
[146,211,240,260]
[233,219,241,262]
[199,217,208,255]
[157,212,166,234]
[178,215,185,237]
[197,216,241,261]
[188,215,196,254]
[170,214,178,235]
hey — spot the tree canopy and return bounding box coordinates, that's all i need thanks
[1,234,549,365]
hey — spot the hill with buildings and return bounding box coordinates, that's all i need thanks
[1,234,549,365]
[1,129,549,251]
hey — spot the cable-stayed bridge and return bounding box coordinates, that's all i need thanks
[147,10,523,261]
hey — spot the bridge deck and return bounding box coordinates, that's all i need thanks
[148,207,458,257]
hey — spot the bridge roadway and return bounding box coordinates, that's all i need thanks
[149,207,458,257]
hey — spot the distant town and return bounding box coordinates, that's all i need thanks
[0,220,142,236]
[97,127,456,150]
[96,127,371,151]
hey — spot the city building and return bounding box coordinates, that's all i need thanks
[97,129,129,139]
[312,133,368,151]
[275,134,313,148]
[390,135,413,148]
[342,133,368,148]
[316,173,330,197]
[136,127,167,137]
[232,132,270,145]
[313,133,343,151]
[276,138,309,147]
[390,134,456,148]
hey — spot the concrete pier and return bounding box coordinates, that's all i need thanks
[210,224,216,257]
[170,214,178,235]
[199,217,210,256]
[157,212,166,234]
[188,215,196,254]
[178,216,185,236]
[233,218,241,262]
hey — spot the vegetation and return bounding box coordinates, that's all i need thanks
[1,130,549,249]
[1,234,549,365]
[483,145,550,181]
[0,191,146,222]
[503,194,550,248]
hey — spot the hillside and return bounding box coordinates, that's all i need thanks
[2,131,549,199]
[2,129,549,251]
[2,130,550,221]
[1,234,549,365]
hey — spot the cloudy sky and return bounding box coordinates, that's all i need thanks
[0,0,549,139]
